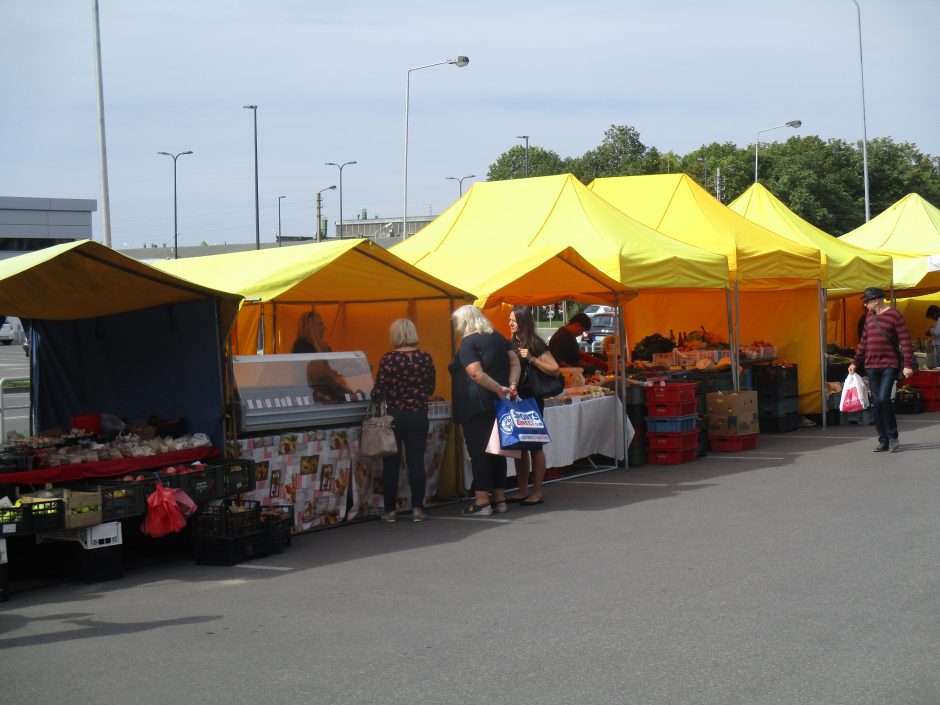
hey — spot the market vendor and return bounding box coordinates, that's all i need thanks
[926,305,940,347]
[293,311,332,353]
[549,312,591,367]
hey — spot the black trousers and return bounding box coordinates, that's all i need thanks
[462,411,507,493]
[382,408,429,511]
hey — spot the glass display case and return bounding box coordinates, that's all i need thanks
[233,352,374,433]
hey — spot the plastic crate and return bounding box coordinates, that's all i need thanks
[646,429,700,451]
[709,434,759,452]
[1,499,65,536]
[194,499,262,538]
[895,397,924,414]
[692,371,734,395]
[645,382,697,404]
[427,400,453,419]
[913,384,939,400]
[651,351,677,367]
[646,399,698,417]
[625,403,647,425]
[627,443,646,467]
[92,481,147,522]
[163,465,221,504]
[759,413,800,433]
[758,397,799,417]
[62,489,103,530]
[647,447,698,465]
[908,370,940,388]
[623,384,648,404]
[826,361,851,383]
[751,364,799,399]
[645,414,698,433]
[207,459,257,497]
[195,529,270,566]
[72,544,123,583]
[925,399,940,412]
[262,505,294,553]
[841,408,874,425]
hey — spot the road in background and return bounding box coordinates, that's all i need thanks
[0,343,30,437]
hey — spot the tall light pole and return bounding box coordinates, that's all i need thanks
[698,153,708,191]
[243,104,260,249]
[445,174,476,198]
[92,0,112,247]
[754,119,801,182]
[277,195,286,246]
[850,0,871,221]
[517,135,529,177]
[157,150,193,259]
[325,161,357,238]
[403,56,469,238]
[316,185,336,243]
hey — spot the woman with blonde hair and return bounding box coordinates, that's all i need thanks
[371,319,436,523]
[293,310,331,353]
[448,304,520,516]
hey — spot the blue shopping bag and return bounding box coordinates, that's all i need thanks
[495,397,551,450]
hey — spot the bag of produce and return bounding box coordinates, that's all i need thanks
[141,482,188,537]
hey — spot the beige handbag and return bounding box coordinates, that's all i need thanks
[360,402,397,458]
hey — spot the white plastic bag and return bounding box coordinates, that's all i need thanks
[839,372,870,412]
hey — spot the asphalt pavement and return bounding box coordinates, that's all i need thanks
[1,411,938,704]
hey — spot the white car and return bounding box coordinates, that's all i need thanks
[582,304,616,317]
[0,322,13,345]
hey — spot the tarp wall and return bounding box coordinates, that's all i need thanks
[30,299,226,447]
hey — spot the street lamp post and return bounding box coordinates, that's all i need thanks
[325,161,357,238]
[316,185,336,243]
[403,56,469,238]
[698,154,708,192]
[445,174,476,198]
[754,119,802,182]
[516,135,529,177]
[277,195,286,246]
[156,150,193,259]
[850,0,871,221]
[243,105,260,249]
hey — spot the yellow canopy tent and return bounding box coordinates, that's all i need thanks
[0,240,244,444]
[589,174,826,414]
[840,193,940,253]
[728,183,894,352]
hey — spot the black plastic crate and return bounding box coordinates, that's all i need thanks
[262,505,294,553]
[90,481,147,522]
[0,563,7,602]
[0,499,65,536]
[625,403,646,425]
[208,459,257,497]
[896,397,924,414]
[195,530,270,566]
[194,499,262,538]
[752,364,799,399]
[627,443,646,468]
[72,544,123,583]
[162,465,221,504]
[826,362,851,383]
[758,396,799,417]
[758,413,800,434]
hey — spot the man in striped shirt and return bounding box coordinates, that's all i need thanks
[848,287,914,453]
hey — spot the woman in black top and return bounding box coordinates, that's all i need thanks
[508,305,560,506]
[449,305,520,516]
[293,311,331,354]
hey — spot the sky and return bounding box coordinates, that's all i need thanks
[1,1,938,252]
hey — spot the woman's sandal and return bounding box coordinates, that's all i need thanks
[506,495,528,504]
[518,497,544,506]
[461,503,493,516]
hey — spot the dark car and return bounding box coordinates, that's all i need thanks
[581,314,619,352]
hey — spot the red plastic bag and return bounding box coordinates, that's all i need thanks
[172,488,197,518]
[141,482,187,537]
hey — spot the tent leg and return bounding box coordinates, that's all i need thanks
[819,282,828,431]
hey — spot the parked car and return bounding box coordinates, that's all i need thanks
[581,314,619,352]
[0,322,13,346]
[582,304,616,318]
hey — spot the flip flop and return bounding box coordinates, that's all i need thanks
[518,498,544,506]
[507,496,529,504]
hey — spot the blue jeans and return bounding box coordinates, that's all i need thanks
[866,367,898,444]
[382,408,429,511]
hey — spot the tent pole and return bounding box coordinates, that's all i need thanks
[819,282,828,430]
[725,286,738,391]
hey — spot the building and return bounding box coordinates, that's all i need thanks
[336,212,437,239]
[0,196,97,259]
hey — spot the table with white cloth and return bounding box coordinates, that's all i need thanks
[463,394,634,488]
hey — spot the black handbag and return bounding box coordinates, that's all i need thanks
[518,360,564,399]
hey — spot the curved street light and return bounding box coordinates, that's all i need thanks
[316,185,336,242]
[445,174,476,197]
[754,119,801,182]
[403,56,470,238]
[277,195,286,246]
[156,150,193,259]
[243,105,260,249]
[325,161,357,238]
[516,135,529,177]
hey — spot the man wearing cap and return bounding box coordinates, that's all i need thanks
[848,287,914,452]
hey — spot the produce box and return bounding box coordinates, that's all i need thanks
[706,391,759,436]
[62,489,103,529]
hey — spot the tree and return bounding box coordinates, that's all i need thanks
[486,144,567,181]
[568,124,650,182]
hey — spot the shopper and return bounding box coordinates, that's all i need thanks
[508,305,559,506]
[371,319,436,523]
[292,310,332,353]
[848,287,915,452]
[548,312,592,367]
[449,304,520,516]
[926,305,940,347]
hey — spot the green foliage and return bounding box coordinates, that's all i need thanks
[485,124,940,235]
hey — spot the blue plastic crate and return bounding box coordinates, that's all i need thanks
[644,414,698,433]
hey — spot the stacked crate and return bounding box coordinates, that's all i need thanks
[644,382,699,465]
[625,383,648,467]
[908,370,940,411]
[753,364,800,433]
[706,391,760,451]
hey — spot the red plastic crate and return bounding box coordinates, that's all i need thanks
[644,382,697,405]
[709,434,759,452]
[924,399,940,412]
[646,429,700,450]
[647,447,698,465]
[912,384,940,399]
[909,370,940,389]
[646,399,698,417]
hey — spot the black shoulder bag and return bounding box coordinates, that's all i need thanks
[518,358,564,399]
[870,313,904,369]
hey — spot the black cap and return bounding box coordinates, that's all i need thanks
[570,312,592,331]
[861,287,885,302]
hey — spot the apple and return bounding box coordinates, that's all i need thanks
[165,466,178,475]
[135,474,145,481]
[122,475,134,482]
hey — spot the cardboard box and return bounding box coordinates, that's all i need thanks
[706,391,759,436]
